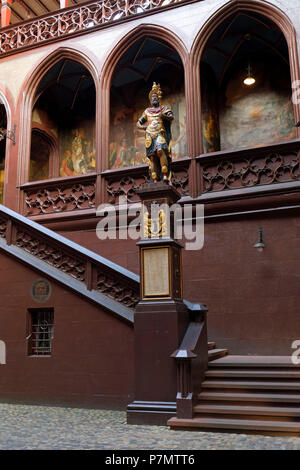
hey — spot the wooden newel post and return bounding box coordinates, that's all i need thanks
[127,182,191,425]
[171,348,197,419]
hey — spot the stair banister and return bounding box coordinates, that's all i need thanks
[171,302,208,419]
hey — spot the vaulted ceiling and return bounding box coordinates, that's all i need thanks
[1,0,88,25]
[202,11,289,85]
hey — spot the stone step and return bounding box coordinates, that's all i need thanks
[194,403,300,417]
[202,380,300,390]
[208,348,228,361]
[208,355,300,368]
[198,391,300,403]
[207,342,216,350]
[205,369,300,379]
[168,416,300,434]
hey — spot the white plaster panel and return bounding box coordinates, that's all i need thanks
[0,49,46,104]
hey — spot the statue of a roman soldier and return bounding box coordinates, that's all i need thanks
[137,82,174,182]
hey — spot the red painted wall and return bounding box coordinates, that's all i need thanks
[60,211,300,356]
[0,250,134,408]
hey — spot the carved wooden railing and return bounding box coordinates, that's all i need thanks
[20,173,97,217]
[102,157,190,204]
[197,139,300,197]
[19,158,191,218]
[0,204,140,309]
[19,140,300,219]
[171,301,208,419]
[0,0,199,57]
[102,164,149,205]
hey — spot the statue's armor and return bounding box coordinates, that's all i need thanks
[138,105,173,157]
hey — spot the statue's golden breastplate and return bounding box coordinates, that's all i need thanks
[145,111,165,137]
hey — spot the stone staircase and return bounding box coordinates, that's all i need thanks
[169,355,300,435]
[208,341,228,362]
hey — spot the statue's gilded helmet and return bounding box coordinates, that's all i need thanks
[149,82,162,103]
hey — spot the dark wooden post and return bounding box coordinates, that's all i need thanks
[127,182,190,425]
[170,348,197,419]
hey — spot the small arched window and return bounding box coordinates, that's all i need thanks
[29,129,58,182]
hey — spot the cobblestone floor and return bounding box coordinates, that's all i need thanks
[0,403,299,450]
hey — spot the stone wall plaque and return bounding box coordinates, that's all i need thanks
[31,278,52,304]
[142,247,170,298]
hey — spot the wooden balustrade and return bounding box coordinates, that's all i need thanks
[18,139,300,221]
[197,138,300,199]
[0,203,140,308]
[0,0,200,57]
[20,173,97,217]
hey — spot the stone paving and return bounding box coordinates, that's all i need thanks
[0,403,299,450]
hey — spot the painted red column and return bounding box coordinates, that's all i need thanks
[60,0,69,8]
[1,0,13,28]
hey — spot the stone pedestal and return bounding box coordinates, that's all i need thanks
[127,182,190,425]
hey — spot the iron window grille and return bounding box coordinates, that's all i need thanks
[28,309,54,356]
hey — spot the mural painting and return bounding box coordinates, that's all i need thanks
[31,99,96,180]
[220,61,296,151]
[201,66,220,153]
[0,157,4,203]
[29,131,50,182]
[59,123,96,177]
[109,83,186,169]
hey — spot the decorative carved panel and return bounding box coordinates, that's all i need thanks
[21,177,96,216]
[103,159,190,204]
[96,271,139,308]
[171,158,190,197]
[200,147,300,193]
[0,216,7,238]
[15,226,86,281]
[103,166,149,205]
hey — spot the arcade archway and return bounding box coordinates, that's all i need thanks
[30,58,96,181]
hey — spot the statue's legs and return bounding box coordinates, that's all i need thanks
[157,149,169,181]
[149,155,160,182]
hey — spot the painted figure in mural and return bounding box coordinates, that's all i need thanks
[111,138,129,169]
[71,128,88,174]
[137,82,174,182]
[60,149,74,177]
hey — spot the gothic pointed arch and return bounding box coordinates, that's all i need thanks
[0,89,13,206]
[18,47,99,186]
[99,24,189,173]
[190,0,300,154]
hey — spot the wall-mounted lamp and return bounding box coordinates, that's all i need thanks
[254,227,265,252]
[0,124,16,146]
[243,64,256,86]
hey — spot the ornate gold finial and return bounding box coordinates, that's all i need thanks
[148,82,162,103]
